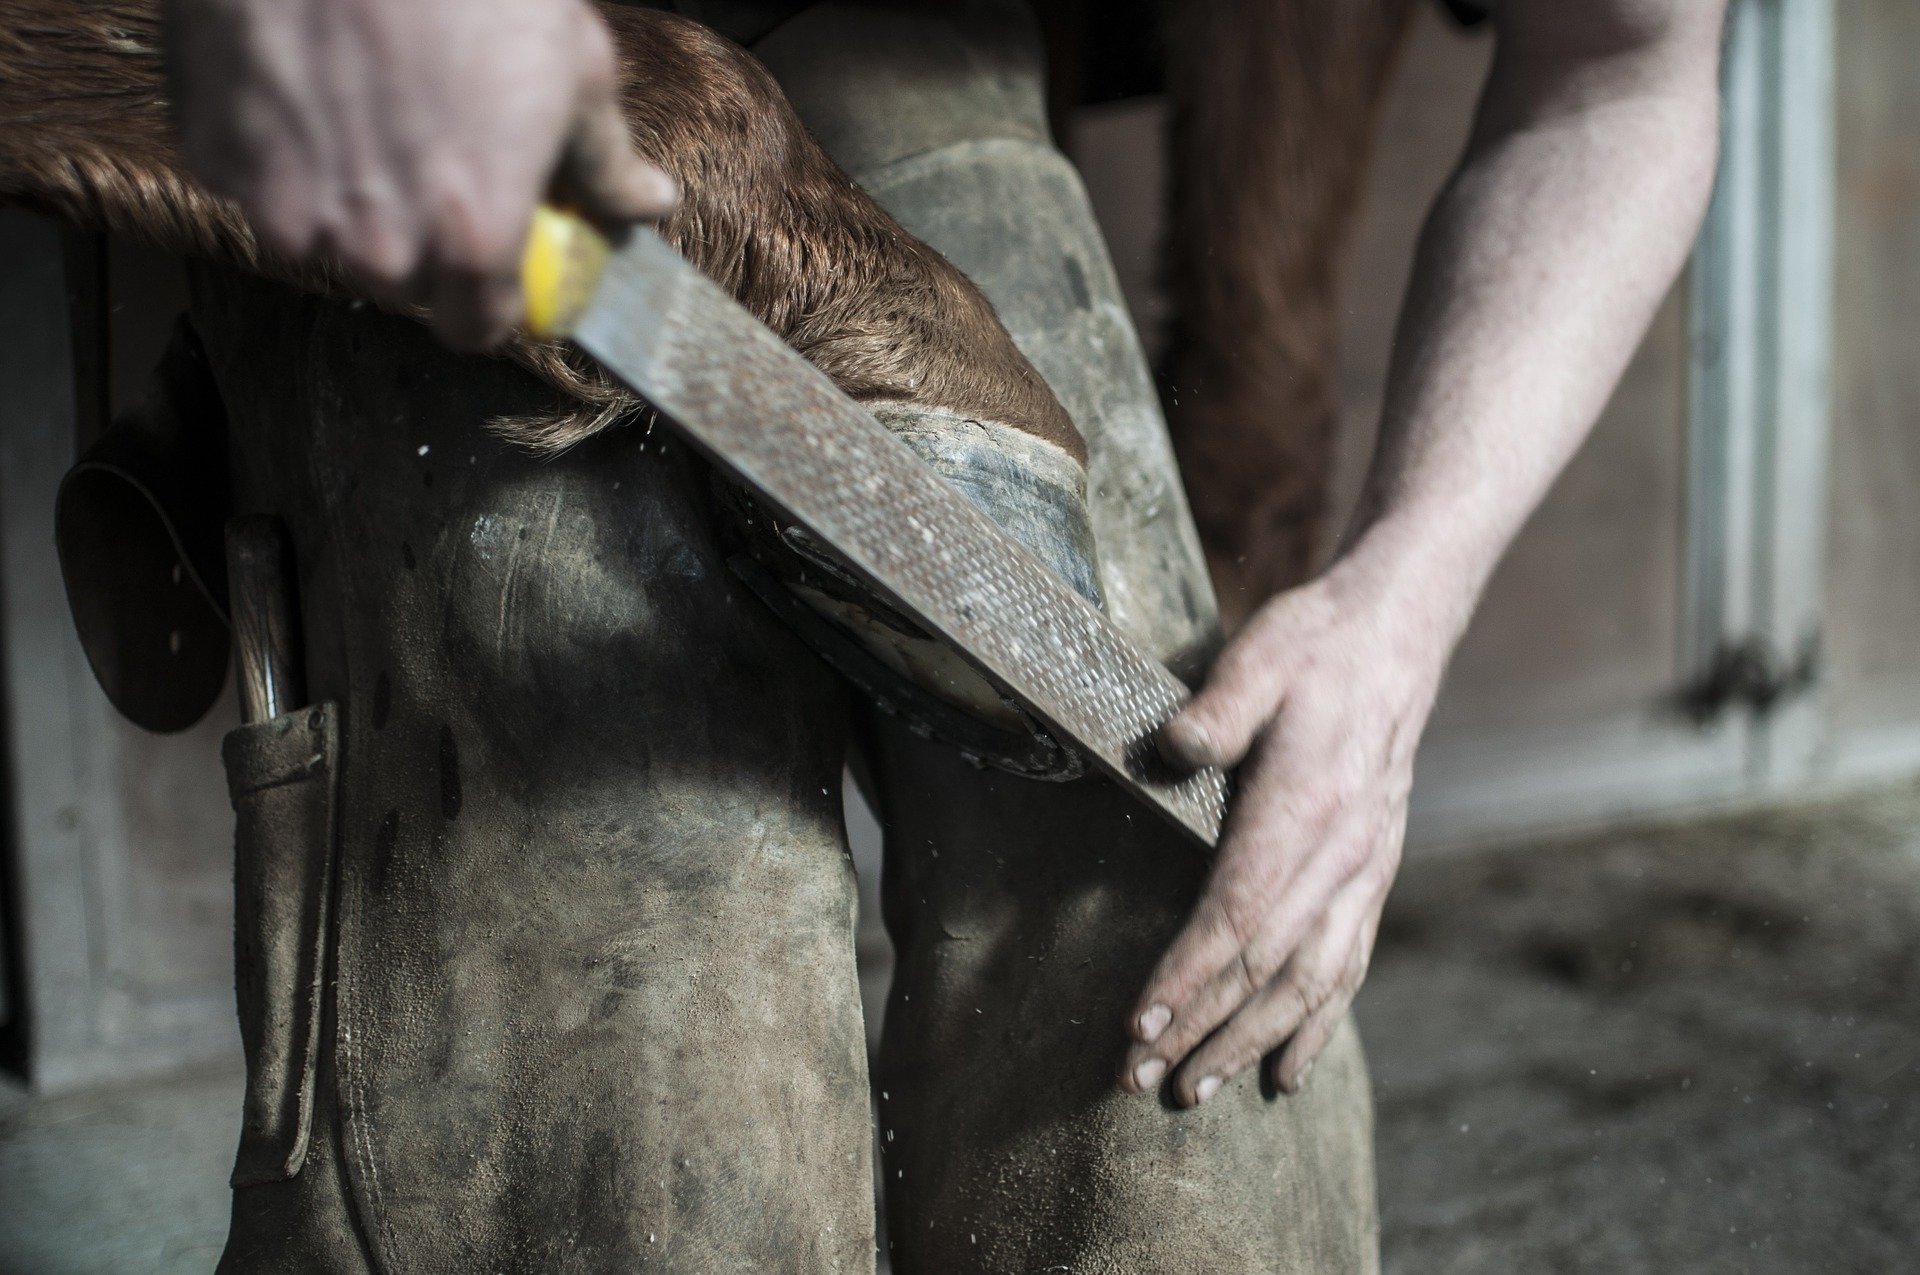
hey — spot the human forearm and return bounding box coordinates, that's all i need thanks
[1124,0,1728,1107]
[1340,3,1727,651]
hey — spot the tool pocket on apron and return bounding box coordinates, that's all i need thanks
[222,701,342,1186]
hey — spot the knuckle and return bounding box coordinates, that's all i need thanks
[1206,1005,1294,1085]
[1227,947,1261,998]
[1221,1035,1263,1079]
[1244,593,1308,644]
[1206,681,1269,739]
[425,200,485,266]
[1155,1016,1208,1066]
[570,10,621,91]
[1319,985,1358,1027]
[1165,984,1236,1057]
[1292,968,1336,1013]
[249,182,324,260]
[333,198,421,287]
[429,196,518,277]
[1175,694,1225,738]
[1191,1022,1249,1071]
[1203,649,1286,718]
[338,236,416,289]
[1215,896,1268,954]
[1277,977,1317,1024]
[254,209,317,262]
[1251,940,1296,989]
[1206,642,1263,694]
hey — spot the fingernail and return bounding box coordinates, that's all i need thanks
[1132,1058,1166,1091]
[1138,1004,1171,1043]
[1284,1060,1314,1094]
[1195,1075,1222,1104]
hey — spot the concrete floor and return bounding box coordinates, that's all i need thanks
[1361,781,1920,1273]
[0,1067,238,1274]
[5,784,1919,1272]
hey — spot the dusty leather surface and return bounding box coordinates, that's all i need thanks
[874,404,1102,608]
[760,4,1381,1270]
[193,271,875,1272]
[757,0,1221,682]
[224,702,342,1187]
[868,737,1382,1273]
[179,1,1375,1269]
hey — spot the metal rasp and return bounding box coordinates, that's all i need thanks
[522,210,1228,851]
[225,514,306,724]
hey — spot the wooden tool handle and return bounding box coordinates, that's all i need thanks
[225,515,305,724]
[520,204,613,339]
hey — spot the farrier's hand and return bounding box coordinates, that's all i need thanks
[1121,551,1452,1104]
[164,0,677,350]
[1111,0,1726,1114]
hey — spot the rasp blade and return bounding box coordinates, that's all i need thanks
[573,228,1227,851]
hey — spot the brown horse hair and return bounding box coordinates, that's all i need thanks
[0,2,1082,461]
[1160,0,1418,615]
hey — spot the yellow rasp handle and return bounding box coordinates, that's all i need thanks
[520,204,612,339]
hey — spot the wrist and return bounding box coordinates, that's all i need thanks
[1320,509,1493,678]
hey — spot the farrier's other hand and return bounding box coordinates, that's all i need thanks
[164,0,678,350]
[1121,552,1452,1105]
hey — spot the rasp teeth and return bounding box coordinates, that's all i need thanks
[575,229,1229,851]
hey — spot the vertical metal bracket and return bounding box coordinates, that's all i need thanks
[1684,0,1835,776]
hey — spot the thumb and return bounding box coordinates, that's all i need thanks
[1158,632,1290,772]
[560,90,679,225]
[556,13,678,227]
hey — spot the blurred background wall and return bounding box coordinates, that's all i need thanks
[1072,0,1876,855]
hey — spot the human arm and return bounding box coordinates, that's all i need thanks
[163,0,677,350]
[1122,0,1728,1105]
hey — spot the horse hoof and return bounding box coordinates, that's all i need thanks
[719,403,1101,781]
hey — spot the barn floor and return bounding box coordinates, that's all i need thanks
[4,783,1918,1273]
[0,1067,237,1274]
[1360,780,1920,1273]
